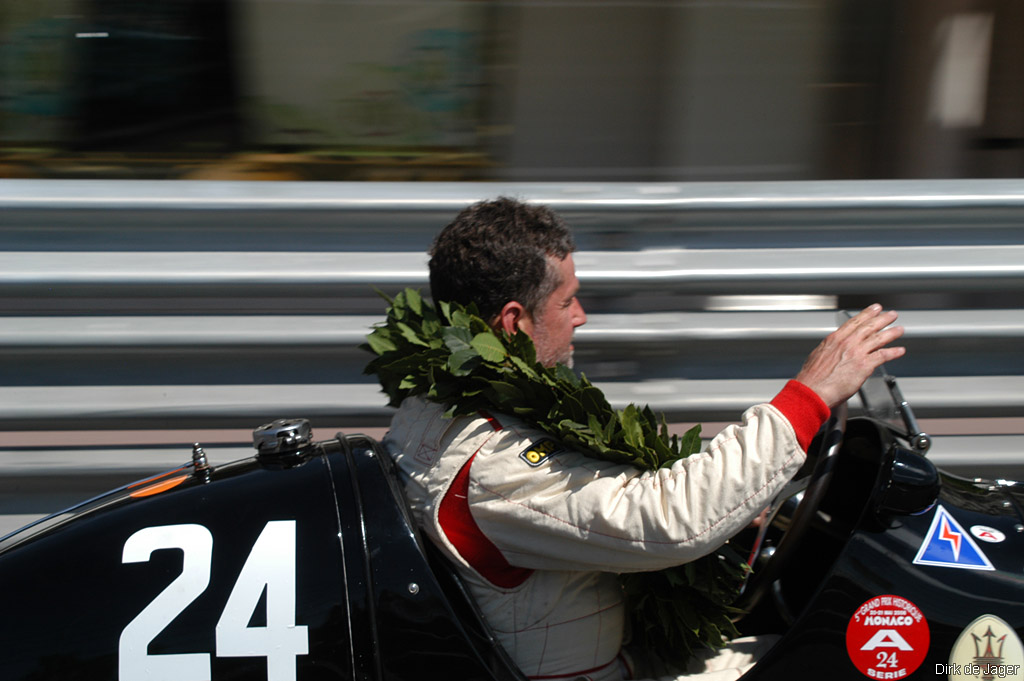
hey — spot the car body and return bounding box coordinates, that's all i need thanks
[2,376,1022,681]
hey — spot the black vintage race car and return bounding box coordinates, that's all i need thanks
[1,369,1022,681]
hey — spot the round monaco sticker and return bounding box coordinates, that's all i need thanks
[846,595,930,679]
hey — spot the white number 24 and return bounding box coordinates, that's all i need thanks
[119,521,309,681]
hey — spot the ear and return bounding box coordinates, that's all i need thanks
[496,300,530,336]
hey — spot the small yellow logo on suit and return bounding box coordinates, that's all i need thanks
[519,439,562,467]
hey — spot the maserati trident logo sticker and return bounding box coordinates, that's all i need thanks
[942,614,1023,680]
[913,505,995,571]
[846,595,929,679]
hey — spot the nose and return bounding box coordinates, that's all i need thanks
[571,298,587,328]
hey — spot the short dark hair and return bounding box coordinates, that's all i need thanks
[428,197,575,321]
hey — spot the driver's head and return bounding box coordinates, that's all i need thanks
[429,197,586,367]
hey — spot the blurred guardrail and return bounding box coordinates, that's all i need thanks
[2,179,1024,533]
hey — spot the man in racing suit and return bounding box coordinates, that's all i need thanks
[382,198,905,681]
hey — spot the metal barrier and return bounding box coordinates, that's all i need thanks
[2,179,1024,532]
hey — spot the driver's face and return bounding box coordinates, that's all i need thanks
[518,254,587,367]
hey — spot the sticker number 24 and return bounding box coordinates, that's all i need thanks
[119,521,308,681]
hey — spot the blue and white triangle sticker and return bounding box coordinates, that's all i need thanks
[913,505,995,570]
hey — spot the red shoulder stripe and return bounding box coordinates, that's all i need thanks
[438,452,532,589]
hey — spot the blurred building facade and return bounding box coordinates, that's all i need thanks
[1,0,1022,182]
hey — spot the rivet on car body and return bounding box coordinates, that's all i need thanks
[408,583,420,595]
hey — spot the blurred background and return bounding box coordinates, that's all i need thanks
[2,0,1023,182]
[3,1,1024,534]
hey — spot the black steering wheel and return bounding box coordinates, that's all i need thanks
[733,401,848,617]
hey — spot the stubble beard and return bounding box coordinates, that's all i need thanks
[532,324,574,369]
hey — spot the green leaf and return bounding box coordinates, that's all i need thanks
[620,406,644,450]
[488,381,525,401]
[677,424,703,457]
[450,309,473,329]
[405,288,423,316]
[364,329,397,355]
[448,348,481,376]
[509,355,538,377]
[558,393,587,424]
[554,363,579,386]
[508,331,537,366]
[396,321,429,347]
[442,325,475,354]
[578,386,609,414]
[470,332,507,362]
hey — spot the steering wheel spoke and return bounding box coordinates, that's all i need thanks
[734,402,848,617]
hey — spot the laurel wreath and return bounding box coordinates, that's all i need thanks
[363,288,747,666]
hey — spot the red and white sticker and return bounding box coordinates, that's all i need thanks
[846,595,930,679]
[970,525,1006,543]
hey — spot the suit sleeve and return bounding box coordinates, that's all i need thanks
[464,381,829,573]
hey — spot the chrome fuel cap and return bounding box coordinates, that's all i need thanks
[253,418,312,459]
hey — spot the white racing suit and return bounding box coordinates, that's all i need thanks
[382,380,828,681]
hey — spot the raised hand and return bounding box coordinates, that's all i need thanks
[795,304,906,408]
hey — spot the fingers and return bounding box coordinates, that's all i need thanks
[872,324,905,352]
[847,305,904,364]
[836,305,903,353]
[876,345,907,364]
[864,308,904,357]
[839,304,899,338]
[795,304,906,407]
